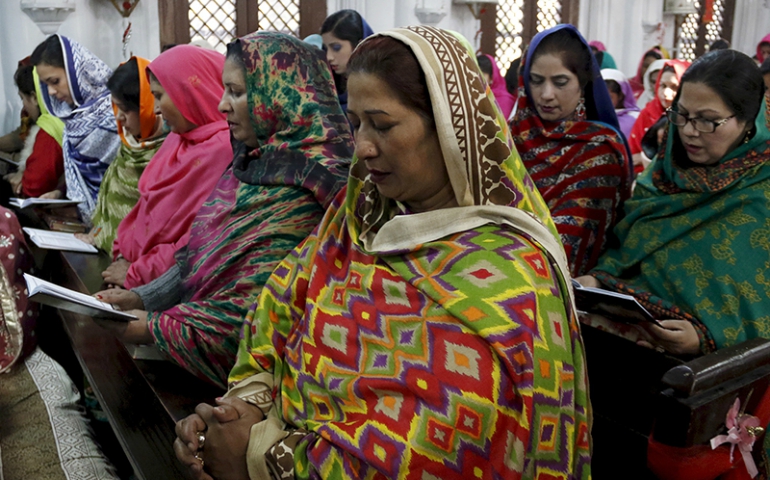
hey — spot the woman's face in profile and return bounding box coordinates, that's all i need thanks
[37,63,72,105]
[675,82,749,166]
[322,33,354,75]
[149,77,196,134]
[529,53,582,122]
[346,72,453,213]
[219,57,258,148]
[113,99,142,138]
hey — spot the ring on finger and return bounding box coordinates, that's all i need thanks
[193,451,204,467]
[196,431,206,449]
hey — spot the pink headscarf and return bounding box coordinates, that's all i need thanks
[482,54,515,119]
[757,33,770,63]
[589,40,607,51]
[113,45,233,289]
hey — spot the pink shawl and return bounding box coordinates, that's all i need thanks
[483,54,515,119]
[113,45,233,289]
[757,33,770,63]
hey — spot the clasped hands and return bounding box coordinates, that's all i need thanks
[174,397,264,480]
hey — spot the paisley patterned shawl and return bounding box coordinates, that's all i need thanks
[38,35,121,221]
[228,26,591,479]
[147,32,352,387]
[510,24,631,277]
[593,94,770,353]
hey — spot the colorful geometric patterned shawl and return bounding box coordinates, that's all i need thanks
[228,26,591,479]
[147,32,352,387]
[510,24,631,277]
[593,94,770,354]
[38,35,121,221]
[91,57,167,255]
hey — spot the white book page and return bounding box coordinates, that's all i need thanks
[10,197,80,208]
[23,228,97,253]
[24,273,116,311]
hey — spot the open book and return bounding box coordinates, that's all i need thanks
[23,227,98,254]
[9,197,81,209]
[24,274,137,322]
[572,279,662,326]
[0,151,19,167]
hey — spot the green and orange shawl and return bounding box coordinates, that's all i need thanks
[593,95,770,354]
[227,26,591,480]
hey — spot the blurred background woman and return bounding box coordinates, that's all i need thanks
[629,59,690,174]
[602,68,640,140]
[320,9,373,112]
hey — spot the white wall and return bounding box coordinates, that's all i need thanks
[732,0,770,58]
[0,0,160,134]
[579,0,770,79]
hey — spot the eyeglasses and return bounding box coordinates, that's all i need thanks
[666,108,735,133]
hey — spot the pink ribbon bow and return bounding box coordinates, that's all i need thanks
[710,398,762,478]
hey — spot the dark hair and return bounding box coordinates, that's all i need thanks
[321,10,366,46]
[505,57,521,94]
[644,50,663,62]
[476,54,493,77]
[657,64,675,84]
[531,29,592,89]
[107,58,141,112]
[347,36,434,128]
[31,35,64,68]
[709,39,730,51]
[225,41,246,70]
[761,57,770,75]
[604,79,621,95]
[14,64,36,96]
[321,9,367,95]
[680,49,763,124]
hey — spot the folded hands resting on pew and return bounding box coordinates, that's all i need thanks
[102,257,131,286]
[175,397,262,480]
[574,275,700,356]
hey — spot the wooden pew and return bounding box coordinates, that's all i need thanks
[18,207,224,480]
[584,324,770,479]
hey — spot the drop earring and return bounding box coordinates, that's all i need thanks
[575,96,586,120]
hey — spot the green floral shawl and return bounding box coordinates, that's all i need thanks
[593,95,770,353]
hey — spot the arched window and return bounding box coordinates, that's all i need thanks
[160,0,327,51]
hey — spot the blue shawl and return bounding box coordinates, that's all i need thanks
[39,35,120,220]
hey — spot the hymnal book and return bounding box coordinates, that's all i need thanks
[42,214,88,234]
[24,274,137,322]
[9,197,81,209]
[22,227,98,254]
[572,279,663,327]
[0,151,19,167]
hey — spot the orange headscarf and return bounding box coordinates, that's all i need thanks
[112,56,158,146]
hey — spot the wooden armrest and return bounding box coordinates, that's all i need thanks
[661,338,770,397]
[653,339,770,447]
